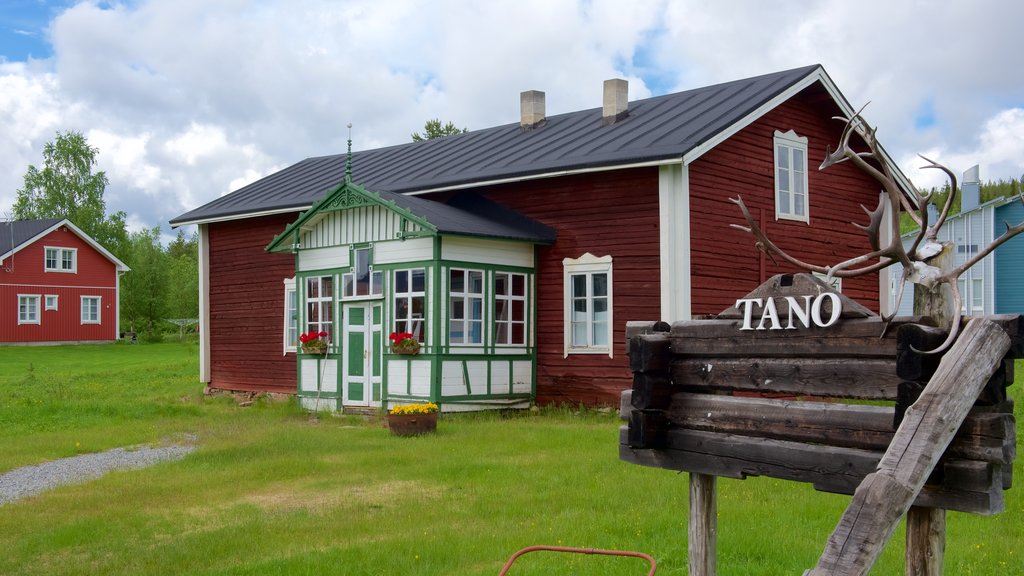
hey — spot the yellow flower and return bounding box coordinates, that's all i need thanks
[389,402,439,415]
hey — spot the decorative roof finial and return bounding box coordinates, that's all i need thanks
[345,123,353,183]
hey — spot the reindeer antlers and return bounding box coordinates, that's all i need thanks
[732,105,1024,354]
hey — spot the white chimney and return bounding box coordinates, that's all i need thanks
[520,90,545,129]
[603,78,628,124]
[961,164,981,212]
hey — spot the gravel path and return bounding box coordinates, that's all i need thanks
[0,444,195,506]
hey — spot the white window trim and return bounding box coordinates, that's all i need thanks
[44,246,78,273]
[44,294,59,311]
[563,253,613,358]
[774,129,809,223]
[80,295,101,324]
[283,277,297,354]
[18,294,41,325]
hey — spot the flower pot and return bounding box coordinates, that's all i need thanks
[390,341,421,355]
[302,342,327,355]
[388,412,437,436]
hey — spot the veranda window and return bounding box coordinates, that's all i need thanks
[342,247,382,298]
[305,275,333,340]
[494,272,526,345]
[394,269,426,342]
[449,269,483,344]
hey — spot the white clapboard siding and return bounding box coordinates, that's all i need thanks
[441,236,533,267]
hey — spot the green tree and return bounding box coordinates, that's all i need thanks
[14,131,128,256]
[165,229,199,322]
[411,119,468,142]
[120,227,168,341]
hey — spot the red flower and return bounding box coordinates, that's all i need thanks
[299,330,329,344]
[388,331,414,343]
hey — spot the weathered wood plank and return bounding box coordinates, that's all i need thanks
[660,393,1012,463]
[629,333,672,373]
[809,318,1011,576]
[671,357,900,399]
[617,427,1003,515]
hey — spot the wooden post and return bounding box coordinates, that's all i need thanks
[689,473,717,576]
[907,242,954,576]
[807,318,1010,575]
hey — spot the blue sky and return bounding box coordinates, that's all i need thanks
[0,1,1022,235]
[0,1,76,60]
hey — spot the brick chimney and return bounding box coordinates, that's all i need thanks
[520,90,545,129]
[602,78,628,124]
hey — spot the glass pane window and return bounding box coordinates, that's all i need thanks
[305,276,334,341]
[81,296,101,324]
[774,130,809,221]
[283,278,298,351]
[18,295,40,324]
[342,247,382,298]
[44,247,76,272]
[562,253,613,356]
[495,272,527,345]
[449,269,483,344]
[394,269,426,343]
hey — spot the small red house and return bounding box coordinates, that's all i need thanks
[171,65,912,410]
[0,218,129,345]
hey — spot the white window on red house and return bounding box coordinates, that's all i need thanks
[305,275,334,340]
[494,272,527,345]
[45,295,59,311]
[18,295,40,324]
[81,296,101,324]
[283,277,297,353]
[563,253,613,357]
[44,247,77,272]
[449,269,484,345]
[394,268,426,342]
[774,129,809,222]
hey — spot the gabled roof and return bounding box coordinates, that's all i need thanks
[172,64,911,227]
[266,177,556,252]
[0,218,130,271]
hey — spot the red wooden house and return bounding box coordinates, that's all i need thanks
[0,218,129,345]
[170,65,912,410]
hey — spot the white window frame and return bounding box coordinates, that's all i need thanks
[18,294,40,325]
[774,129,809,222]
[81,295,101,324]
[44,294,59,311]
[494,272,528,346]
[305,275,334,341]
[341,246,383,300]
[44,246,77,273]
[283,277,297,354]
[563,253,613,358]
[394,268,427,343]
[449,268,485,345]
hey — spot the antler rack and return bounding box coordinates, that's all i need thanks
[732,105,1024,353]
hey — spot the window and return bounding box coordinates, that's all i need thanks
[44,247,77,272]
[81,296,101,324]
[45,295,59,311]
[449,269,484,344]
[18,295,40,325]
[774,130,809,222]
[495,272,527,345]
[563,253,613,357]
[342,247,382,298]
[394,269,426,343]
[283,278,297,353]
[305,275,334,340]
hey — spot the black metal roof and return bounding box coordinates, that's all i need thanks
[0,218,63,258]
[172,64,825,226]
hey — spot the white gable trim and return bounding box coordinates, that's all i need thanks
[3,219,130,272]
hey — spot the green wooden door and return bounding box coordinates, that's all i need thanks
[343,302,382,407]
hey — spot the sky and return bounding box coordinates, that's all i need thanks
[1,0,1022,240]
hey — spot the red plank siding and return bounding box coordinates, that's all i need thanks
[207,214,299,393]
[0,225,119,343]
[473,168,662,407]
[688,87,882,317]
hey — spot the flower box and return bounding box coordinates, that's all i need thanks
[299,330,329,355]
[388,331,420,355]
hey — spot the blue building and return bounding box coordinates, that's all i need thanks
[891,165,1024,316]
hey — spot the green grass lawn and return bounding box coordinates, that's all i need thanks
[0,344,1020,575]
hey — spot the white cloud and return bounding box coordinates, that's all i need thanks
[0,0,1021,231]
